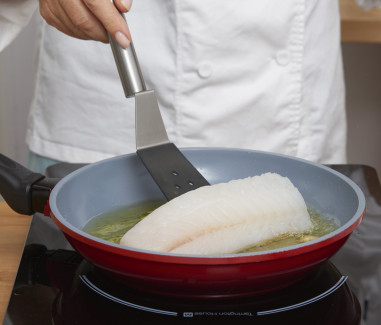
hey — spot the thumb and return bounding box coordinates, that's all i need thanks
[83,0,131,48]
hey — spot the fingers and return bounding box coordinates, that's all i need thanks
[67,0,110,42]
[114,0,133,13]
[39,0,133,48]
[83,0,131,47]
[39,0,86,40]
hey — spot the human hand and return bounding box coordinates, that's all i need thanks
[39,0,132,48]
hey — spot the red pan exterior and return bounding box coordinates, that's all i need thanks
[51,210,364,298]
[46,149,366,298]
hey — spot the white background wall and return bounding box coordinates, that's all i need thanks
[0,16,380,179]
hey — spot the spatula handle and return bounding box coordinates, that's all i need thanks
[109,10,146,98]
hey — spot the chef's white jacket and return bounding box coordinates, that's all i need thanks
[0,0,346,164]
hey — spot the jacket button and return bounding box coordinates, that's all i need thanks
[275,50,290,66]
[197,62,213,78]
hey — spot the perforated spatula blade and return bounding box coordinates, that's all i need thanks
[109,10,209,200]
[135,90,209,200]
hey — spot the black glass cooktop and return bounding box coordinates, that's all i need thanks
[3,164,381,325]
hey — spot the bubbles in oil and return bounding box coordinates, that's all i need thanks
[83,200,164,244]
[239,209,340,253]
[83,202,340,253]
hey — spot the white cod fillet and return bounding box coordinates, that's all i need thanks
[120,173,312,255]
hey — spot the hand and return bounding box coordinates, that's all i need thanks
[39,0,132,48]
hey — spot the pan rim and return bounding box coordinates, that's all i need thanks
[48,147,366,264]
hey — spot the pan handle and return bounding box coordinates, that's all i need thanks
[0,153,59,215]
[108,6,146,98]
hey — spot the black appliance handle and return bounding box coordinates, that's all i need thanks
[0,153,59,215]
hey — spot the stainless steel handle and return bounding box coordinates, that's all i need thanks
[108,4,170,150]
[108,12,146,97]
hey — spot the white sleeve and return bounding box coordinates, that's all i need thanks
[0,0,38,52]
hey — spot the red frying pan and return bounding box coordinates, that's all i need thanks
[0,148,365,298]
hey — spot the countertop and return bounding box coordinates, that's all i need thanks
[0,202,32,324]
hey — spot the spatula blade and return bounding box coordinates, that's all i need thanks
[135,91,209,200]
[137,143,209,200]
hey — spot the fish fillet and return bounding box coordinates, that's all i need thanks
[120,173,312,255]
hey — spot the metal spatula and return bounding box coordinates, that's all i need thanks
[109,14,209,200]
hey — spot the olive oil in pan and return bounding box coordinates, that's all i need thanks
[240,210,340,253]
[84,200,165,244]
[83,201,340,252]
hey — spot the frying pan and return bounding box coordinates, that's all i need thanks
[0,148,365,298]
